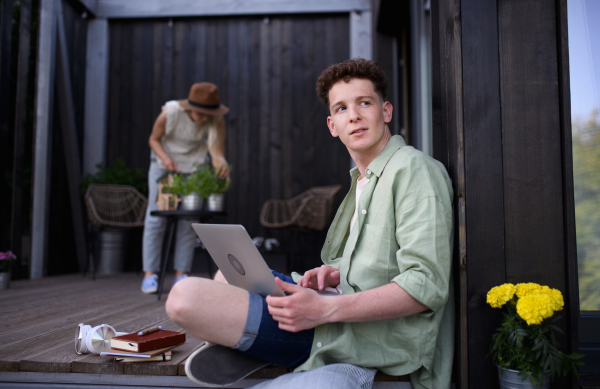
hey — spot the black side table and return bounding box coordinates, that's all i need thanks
[150,209,226,300]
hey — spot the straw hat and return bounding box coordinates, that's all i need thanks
[178,82,229,116]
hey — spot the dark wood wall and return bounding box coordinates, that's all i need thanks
[432,0,578,388]
[107,14,351,270]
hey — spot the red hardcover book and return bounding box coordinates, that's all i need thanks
[110,330,186,353]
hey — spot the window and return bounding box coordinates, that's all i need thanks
[568,0,600,376]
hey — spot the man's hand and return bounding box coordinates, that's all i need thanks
[266,277,335,332]
[297,264,340,291]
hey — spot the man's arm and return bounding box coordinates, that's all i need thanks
[266,277,428,333]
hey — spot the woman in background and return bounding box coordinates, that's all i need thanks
[141,82,230,294]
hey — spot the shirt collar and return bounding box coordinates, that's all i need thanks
[348,135,406,180]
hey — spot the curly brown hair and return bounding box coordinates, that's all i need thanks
[316,58,389,108]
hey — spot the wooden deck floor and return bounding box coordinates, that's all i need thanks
[0,273,411,388]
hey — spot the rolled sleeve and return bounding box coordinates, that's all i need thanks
[392,196,452,313]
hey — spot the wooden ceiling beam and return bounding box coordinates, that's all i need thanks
[94,0,370,19]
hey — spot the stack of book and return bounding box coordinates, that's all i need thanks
[100,328,186,363]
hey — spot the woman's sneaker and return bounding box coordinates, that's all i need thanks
[185,342,270,387]
[173,273,188,286]
[141,274,159,294]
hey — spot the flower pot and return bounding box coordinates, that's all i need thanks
[0,272,10,290]
[180,192,204,210]
[207,193,225,212]
[498,366,550,389]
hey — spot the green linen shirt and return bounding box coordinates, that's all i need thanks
[292,135,455,389]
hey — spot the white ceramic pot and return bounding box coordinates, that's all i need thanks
[180,192,204,210]
[0,272,10,290]
[498,366,550,389]
[207,193,225,212]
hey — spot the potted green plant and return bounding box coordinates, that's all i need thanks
[80,158,147,196]
[487,283,584,388]
[163,165,231,211]
[0,251,16,290]
[205,165,231,212]
[163,172,205,210]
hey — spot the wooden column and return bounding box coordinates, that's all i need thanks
[350,10,372,60]
[31,0,57,279]
[84,18,109,175]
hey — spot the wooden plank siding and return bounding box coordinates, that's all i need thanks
[461,1,505,387]
[431,0,580,387]
[106,15,350,271]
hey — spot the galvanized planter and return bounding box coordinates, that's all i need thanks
[498,366,550,389]
[0,272,10,290]
[180,192,204,210]
[98,230,129,275]
[207,193,225,212]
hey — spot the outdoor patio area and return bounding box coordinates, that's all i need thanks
[0,273,410,388]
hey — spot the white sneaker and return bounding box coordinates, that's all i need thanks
[141,274,158,294]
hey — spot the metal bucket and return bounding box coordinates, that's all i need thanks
[498,367,550,389]
[98,230,128,275]
[180,193,204,210]
[0,272,10,290]
[207,193,225,212]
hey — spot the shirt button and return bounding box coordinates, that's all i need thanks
[366,169,371,175]
[361,209,367,215]
[317,342,323,348]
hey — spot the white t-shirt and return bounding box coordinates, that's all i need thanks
[350,175,370,232]
[157,100,220,173]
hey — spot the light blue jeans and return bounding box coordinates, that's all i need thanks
[247,364,376,389]
[142,161,197,273]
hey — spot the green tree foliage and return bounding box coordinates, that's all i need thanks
[572,109,600,311]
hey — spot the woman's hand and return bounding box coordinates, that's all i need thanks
[297,264,340,291]
[212,157,230,178]
[163,158,178,172]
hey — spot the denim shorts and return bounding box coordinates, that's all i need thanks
[232,270,315,368]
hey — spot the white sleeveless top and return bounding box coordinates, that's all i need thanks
[157,100,220,173]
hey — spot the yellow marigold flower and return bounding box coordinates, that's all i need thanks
[487,284,516,308]
[515,283,542,298]
[547,288,564,312]
[516,294,556,325]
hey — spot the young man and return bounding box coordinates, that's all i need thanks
[166,59,454,389]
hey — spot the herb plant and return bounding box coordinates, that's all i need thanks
[163,165,231,198]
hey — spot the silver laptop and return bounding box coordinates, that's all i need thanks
[191,224,285,297]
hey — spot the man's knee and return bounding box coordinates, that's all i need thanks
[166,277,206,325]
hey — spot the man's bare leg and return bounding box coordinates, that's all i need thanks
[166,276,248,347]
[213,270,227,284]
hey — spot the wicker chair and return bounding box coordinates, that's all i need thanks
[84,184,148,277]
[85,184,147,229]
[260,185,342,271]
[260,185,342,231]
